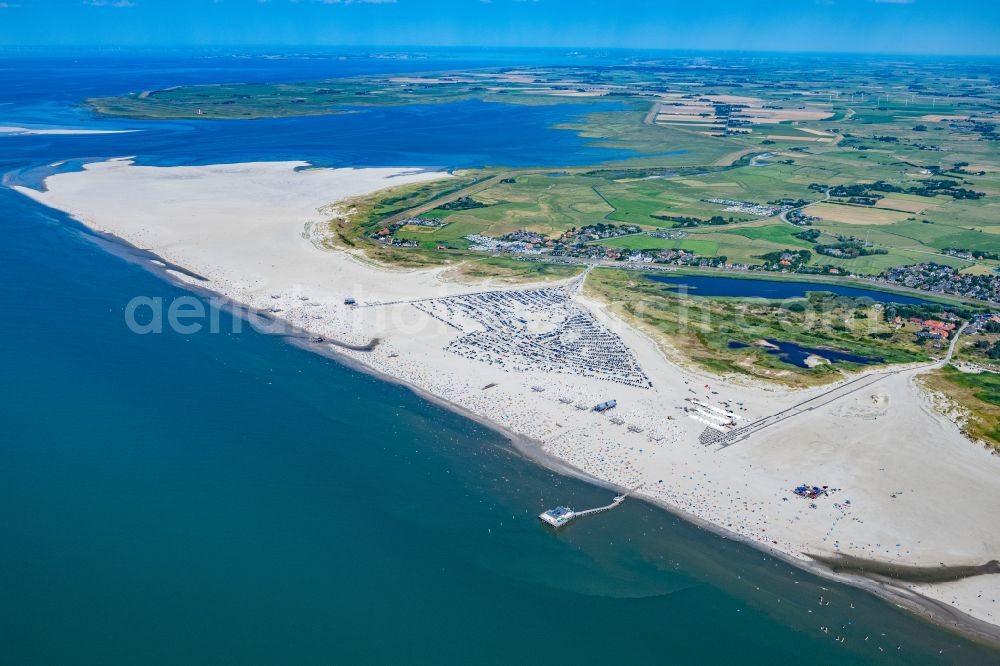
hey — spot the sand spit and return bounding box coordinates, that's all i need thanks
[0,125,140,136]
[15,159,1000,642]
[811,554,1000,585]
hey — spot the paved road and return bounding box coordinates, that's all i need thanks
[381,165,623,227]
[778,188,830,226]
[942,321,969,365]
[715,322,970,449]
[380,172,511,227]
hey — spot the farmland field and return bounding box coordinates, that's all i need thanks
[805,202,912,225]
[90,55,1000,292]
[875,197,938,213]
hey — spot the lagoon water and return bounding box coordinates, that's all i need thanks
[648,273,937,306]
[2,50,998,664]
[728,339,882,368]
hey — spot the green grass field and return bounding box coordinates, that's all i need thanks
[723,224,815,247]
[923,366,1000,450]
[102,58,1000,294]
[600,235,720,255]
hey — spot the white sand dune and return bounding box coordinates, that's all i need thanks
[16,158,1000,637]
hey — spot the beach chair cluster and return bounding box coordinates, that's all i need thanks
[793,484,831,500]
[413,287,651,387]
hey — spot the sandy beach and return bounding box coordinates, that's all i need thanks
[16,158,1000,642]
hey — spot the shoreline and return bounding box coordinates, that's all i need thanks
[38,215,1000,648]
[15,158,1000,649]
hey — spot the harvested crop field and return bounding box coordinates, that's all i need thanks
[804,202,910,225]
[744,109,833,123]
[875,197,938,213]
[920,114,970,122]
[765,135,834,142]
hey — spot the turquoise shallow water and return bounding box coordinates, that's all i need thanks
[1,50,999,664]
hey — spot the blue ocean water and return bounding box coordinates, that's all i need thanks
[1,50,998,664]
[0,50,640,171]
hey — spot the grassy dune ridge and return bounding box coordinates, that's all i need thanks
[922,366,1000,451]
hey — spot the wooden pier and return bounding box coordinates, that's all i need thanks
[539,484,644,528]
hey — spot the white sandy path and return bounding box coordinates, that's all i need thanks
[16,158,1000,633]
